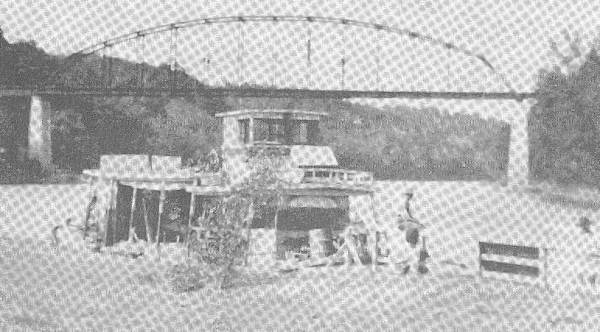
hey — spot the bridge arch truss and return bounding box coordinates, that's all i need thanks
[39,15,529,100]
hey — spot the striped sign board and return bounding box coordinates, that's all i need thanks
[479,241,548,284]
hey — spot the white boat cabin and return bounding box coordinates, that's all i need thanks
[216,109,372,185]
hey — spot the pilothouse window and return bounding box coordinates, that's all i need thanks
[290,120,319,145]
[239,119,250,143]
[254,118,285,144]
[240,115,321,145]
[291,121,309,144]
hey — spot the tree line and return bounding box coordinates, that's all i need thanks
[1,32,510,183]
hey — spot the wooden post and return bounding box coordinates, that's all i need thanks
[128,187,138,241]
[156,184,166,245]
[187,193,196,253]
[368,192,378,269]
[368,231,377,270]
[83,177,95,240]
[142,196,152,243]
[188,193,196,230]
[103,179,116,247]
[272,196,284,261]
[248,117,254,143]
[111,181,119,246]
[243,200,256,266]
[188,178,199,233]
[188,178,199,238]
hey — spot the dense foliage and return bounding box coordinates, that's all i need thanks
[529,34,600,186]
[1,33,509,182]
[230,98,509,180]
[168,154,287,290]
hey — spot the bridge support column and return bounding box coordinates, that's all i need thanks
[506,101,531,187]
[28,95,53,168]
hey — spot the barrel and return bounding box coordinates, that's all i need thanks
[309,228,333,258]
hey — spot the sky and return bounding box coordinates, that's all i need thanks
[2,0,600,121]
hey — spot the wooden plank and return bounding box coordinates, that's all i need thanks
[480,253,543,267]
[479,241,539,260]
[480,259,540,277]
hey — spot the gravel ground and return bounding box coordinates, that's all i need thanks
[1,237,600,331]
[2,181,600,331]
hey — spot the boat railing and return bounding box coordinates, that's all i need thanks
[301,167,373,184]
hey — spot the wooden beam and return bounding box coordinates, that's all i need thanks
[142,196,152,243]
[480,260,540,277]
[127,187,138,241]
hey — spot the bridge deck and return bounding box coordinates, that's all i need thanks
[0,87,536,100]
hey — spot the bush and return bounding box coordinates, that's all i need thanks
[165,154,287,292]
[188,228,248,266]
[166,263,212,293]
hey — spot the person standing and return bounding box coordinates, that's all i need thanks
[388,191,426,273]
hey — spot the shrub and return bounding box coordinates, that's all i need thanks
[166,153,287,291]
[166,263,212,293]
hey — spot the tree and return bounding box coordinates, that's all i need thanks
[530,33,600,185]
[146,98,221,161]
[174,151,289,290]
[549,30,586,75]
[51,107,99,171]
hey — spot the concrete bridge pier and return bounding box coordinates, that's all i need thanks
[28,95,53,168]
[506,100,532,187]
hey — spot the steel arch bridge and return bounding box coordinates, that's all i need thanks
[0,15,536,100]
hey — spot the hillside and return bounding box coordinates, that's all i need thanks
[0,34,509,183]
[226,98,509,180]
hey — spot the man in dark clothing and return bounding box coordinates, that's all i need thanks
[395,191,428,274]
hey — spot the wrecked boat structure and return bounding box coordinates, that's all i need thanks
[82,109,382,267]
